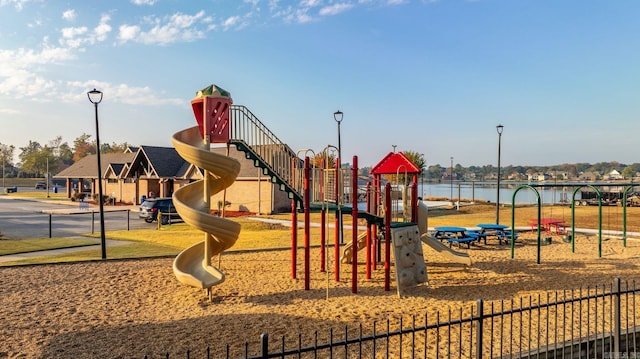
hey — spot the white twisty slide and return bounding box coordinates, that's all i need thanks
[417,202,472,266]
[171,126,241,289]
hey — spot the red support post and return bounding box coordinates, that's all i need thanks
[384,182,392,291]
[320,209,326,272]
[411,174,418,223]
[351,156,358,294]
[365,181,375,273]
[304,157,310,290]
[291,199,297,279]
[366,222,372,280]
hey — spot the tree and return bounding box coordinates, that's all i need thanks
[311,152,336,168]
[622,163,640,179]
[18,140,43,177]
[0,143,15,178]
[73,133,94,162]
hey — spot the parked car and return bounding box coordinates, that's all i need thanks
[35,182,46,189]
[139,197,180,224]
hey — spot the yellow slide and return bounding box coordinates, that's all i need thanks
[417,201,472,266]
[340,232,367,264]
[171,126,241,289]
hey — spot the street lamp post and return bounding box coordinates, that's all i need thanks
[88,88,107,260]
[334,110,343,244]
[450,157,454,204]
[421,153,425,198]
[496,124,504,224]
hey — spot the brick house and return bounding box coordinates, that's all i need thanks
[54,145,290,213]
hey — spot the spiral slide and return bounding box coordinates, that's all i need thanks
[171,125,241,289]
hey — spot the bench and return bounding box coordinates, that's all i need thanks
[444,235,477,248]
[497,231,519,244]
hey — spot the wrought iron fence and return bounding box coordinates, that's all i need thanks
[146,278,640,359]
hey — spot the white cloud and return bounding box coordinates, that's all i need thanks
[94,14,112,42]
[0,46,72,99]
[319,3,354,16]
[0,0,30,11]
[62,80,184,106]
[58,14,111,48]
[118,11,208,45]
[300,0,321,7]
[62,9,77,21]
[118,24,141,42]
[222,16,240,30]
[130,0,157,5]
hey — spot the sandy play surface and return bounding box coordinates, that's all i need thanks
[2,233,640,358]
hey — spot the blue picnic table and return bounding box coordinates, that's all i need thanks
[476,223,518,244]
[433,226,478,248]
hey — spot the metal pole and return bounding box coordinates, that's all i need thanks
[496,124,504,224]
[334,111,343,245]
[450,157,454,204]
[88,89,107,259]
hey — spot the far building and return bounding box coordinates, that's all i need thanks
[54,145,291,214]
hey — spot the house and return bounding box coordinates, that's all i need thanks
[607,169,623,180]
[55,145,290,214]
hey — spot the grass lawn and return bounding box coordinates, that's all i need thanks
[2,203,639,266]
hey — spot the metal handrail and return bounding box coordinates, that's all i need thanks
[229,105,303,200]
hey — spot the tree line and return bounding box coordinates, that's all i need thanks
[0,134,131,179]
[1,138,638,182]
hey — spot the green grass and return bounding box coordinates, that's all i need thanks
[0,217,354,266]
[0,237,97,255]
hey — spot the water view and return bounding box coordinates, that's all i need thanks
[418,182,575,205]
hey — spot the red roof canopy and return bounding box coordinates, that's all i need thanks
[370,152,421,175]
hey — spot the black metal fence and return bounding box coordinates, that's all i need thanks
[46,209,131,238]
[149,278,640,359]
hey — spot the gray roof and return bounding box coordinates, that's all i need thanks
[139,146,186,177]
[55,152,135,179]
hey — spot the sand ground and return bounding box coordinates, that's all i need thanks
[2,232,640,358]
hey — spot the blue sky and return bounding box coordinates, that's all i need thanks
[1,0,639,169]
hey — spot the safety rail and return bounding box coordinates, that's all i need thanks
[229,105,303,203]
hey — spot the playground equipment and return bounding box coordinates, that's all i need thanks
[307,151,471,296]
[510,182,639,264]
[172,86,241,294]
[169,84,470,297]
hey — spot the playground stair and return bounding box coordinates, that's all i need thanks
[228,105,303,205]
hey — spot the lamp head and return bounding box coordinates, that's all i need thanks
[496,124,504,134]
[333,110,343,124]
[87,88,103,104]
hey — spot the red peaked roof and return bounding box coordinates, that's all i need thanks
[370,152,421,175]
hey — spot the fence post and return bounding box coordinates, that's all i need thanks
[260,333,269,358]
[476,299,484,359]
[613,278,621,357]
[157,211,162,230]
[127,209,130,231]
[91,211,95,234]
[49,213,52,238]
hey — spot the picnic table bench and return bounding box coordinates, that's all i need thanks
[528,218,567,235]
[433,226,478,248]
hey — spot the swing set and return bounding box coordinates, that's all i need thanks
[510,182,639,264]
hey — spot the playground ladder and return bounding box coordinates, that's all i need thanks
[229,105,304,205]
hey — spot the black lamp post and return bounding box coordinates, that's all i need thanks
[334,110,343,243]
[88,88,106,260]
[496,124,504,224]
[421,153,425,198]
